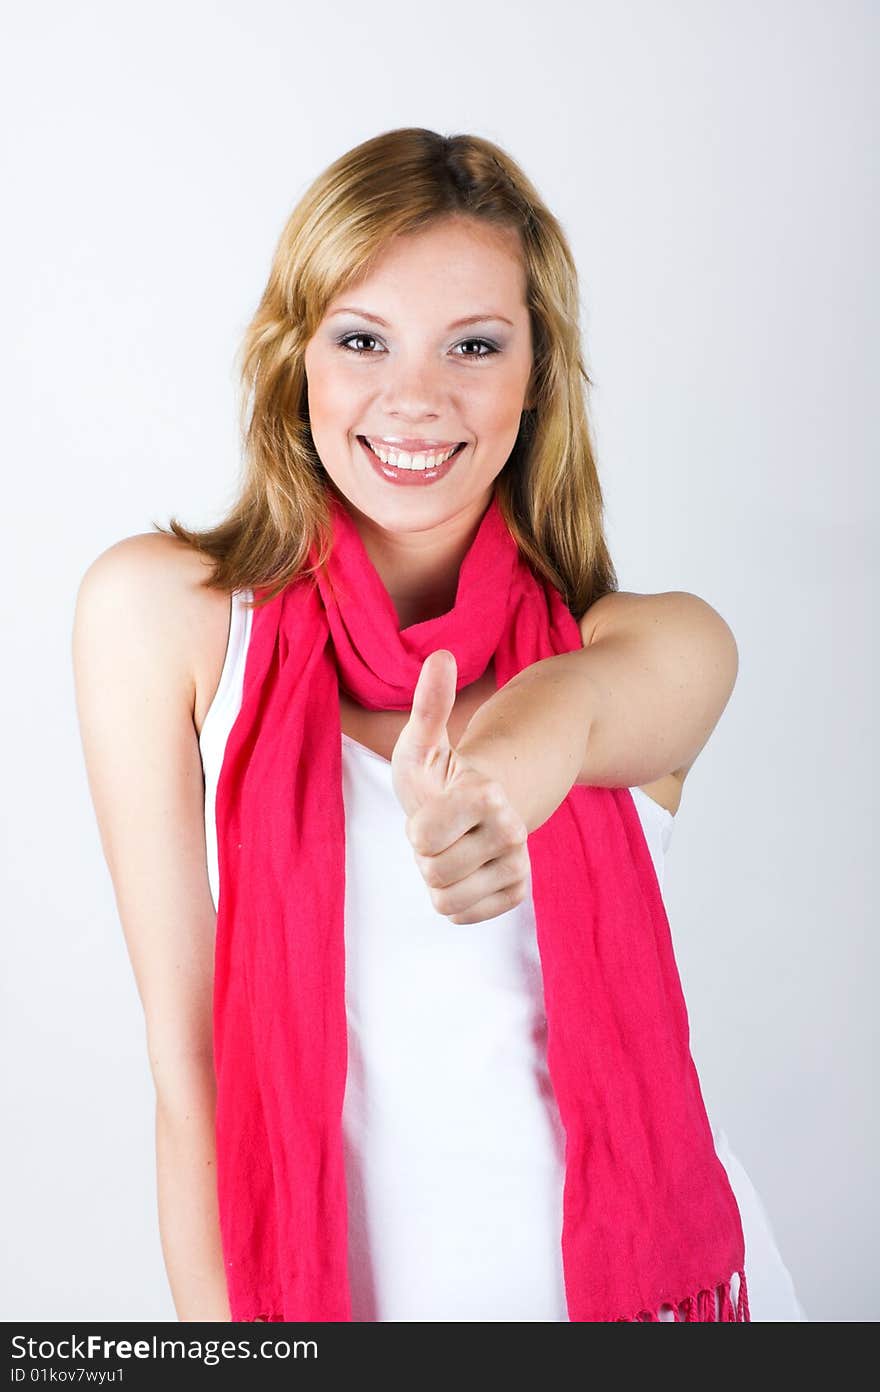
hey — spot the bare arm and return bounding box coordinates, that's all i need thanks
[72,534,232,1322]
[458,591,738,833]
[569,589,740,787]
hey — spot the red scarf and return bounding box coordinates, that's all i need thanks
[213,489,749,1322]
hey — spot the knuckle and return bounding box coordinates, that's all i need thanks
[480,780,507,813]
[501,877,527,911]
[502,815,527,847]
[498,846,528,882]
[421,859,444,889]
[429,885,452,914]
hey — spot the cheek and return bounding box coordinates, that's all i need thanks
[305,356,358,435]
[473,374,528,436]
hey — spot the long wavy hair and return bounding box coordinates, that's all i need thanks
[155,127,618,619]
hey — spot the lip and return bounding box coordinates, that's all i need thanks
[361,435,464,451]
[357,435,467,486]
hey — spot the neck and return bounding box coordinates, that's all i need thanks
[343,492,494,630]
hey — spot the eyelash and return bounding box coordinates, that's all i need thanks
[335,333,500,363]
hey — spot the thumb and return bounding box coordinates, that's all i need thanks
[402,649,458,762]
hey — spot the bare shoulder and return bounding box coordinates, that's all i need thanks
[577,589,660,647]
[74,532,232,731]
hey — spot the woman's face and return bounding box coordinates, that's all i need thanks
[303,216,534,537]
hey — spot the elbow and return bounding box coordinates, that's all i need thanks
[150,1041,217,1119]
[714,608,740,703]
[681,590,739,698]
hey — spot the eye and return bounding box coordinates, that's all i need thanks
[337,332,383,354]
[452,338,500,361]
[335,333,500,362]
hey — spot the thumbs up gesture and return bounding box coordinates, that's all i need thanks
[391,650,531,925]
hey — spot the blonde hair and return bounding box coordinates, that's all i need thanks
[155,127,618,618]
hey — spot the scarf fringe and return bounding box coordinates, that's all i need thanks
[621,1269,750,1322]
[247,1269,751,1323]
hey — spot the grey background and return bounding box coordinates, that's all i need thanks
[2,0,875,1321]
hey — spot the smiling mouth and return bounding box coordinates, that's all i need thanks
[357,436,467,471]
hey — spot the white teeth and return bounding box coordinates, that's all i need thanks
[365,438,461,470]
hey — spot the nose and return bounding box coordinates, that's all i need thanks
[378,352,448,424]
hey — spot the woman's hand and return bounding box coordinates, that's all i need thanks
[391,651,531,925]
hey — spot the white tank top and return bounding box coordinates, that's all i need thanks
[198,588,805,1322]
[197,581,679,1319]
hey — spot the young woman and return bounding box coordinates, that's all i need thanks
[73,128,806,1323]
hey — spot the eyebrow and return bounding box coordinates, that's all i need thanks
[327,306,515,330]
